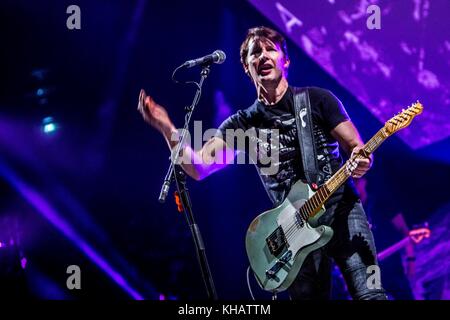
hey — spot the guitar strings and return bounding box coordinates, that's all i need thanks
[281,163,352,242]
[282,151,375,241]
[269,114,417,248]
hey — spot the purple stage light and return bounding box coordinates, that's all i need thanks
[0,160,144,300]
[21,257,27,269]
[214,90,232,128]
[248,0,450,148]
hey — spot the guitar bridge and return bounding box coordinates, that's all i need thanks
[266,250,292,279]
[266,226,287,256]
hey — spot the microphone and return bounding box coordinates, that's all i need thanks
[182,50,226,68]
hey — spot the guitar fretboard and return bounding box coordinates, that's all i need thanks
[299,127,389,220]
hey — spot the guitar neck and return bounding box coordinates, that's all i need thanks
[377,236,411,261]
[303,127,389,219]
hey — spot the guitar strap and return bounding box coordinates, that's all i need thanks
[292,87,324,187]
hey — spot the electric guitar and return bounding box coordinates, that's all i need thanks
[245,102,424,292]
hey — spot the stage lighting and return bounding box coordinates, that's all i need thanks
[36,88,45,97]
[41,117,58,134]
[31,68,49,81]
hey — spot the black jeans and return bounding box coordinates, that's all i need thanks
[288,199,388,300]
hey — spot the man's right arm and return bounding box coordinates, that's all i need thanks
[138,89,235,181]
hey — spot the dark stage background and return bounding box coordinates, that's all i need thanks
[0,0,449,300]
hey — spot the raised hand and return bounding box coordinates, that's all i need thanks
[137,89,175,136]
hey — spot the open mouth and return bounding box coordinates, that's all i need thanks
[258,64,273,75]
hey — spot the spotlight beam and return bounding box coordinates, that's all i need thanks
[0,158,145,300]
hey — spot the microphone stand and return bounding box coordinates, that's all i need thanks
[158,64,218,300]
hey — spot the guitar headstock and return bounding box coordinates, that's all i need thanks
[385,101,423,136]
[409,225,431,244]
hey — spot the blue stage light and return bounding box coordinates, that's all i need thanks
[36,88,45,97]
[42,117,58,134]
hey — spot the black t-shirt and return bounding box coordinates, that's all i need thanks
[216,86,358,206]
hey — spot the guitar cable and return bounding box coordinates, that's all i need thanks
[246,266,279,300]
[246,265,256,300]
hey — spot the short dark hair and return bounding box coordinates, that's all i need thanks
[240,26,289,68]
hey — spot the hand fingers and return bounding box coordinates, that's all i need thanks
[349,158,370,169]
[350,147,360,157]
[144,96,153,113]
[356,159,370,169]
[351,148,369,165]
[345,161,357,174]
[347,159,369,178]
[351,165,368,177]
[352,170,366,178]
[138,89,146,111]
[351,167,367,177]
[348,159,359,170]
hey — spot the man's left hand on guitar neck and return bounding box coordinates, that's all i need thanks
[329,120,373,179]
[349,146,373,179]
